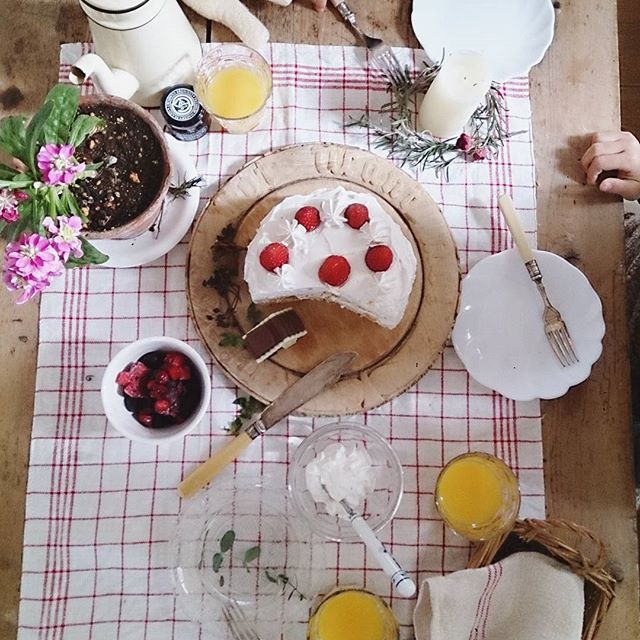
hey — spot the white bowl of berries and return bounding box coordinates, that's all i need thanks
[101,336,211,444]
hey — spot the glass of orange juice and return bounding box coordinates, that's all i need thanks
[434,452,520,541]
[195,43,272,134]
[307,589,398,640]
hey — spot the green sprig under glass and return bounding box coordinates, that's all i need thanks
[347,61,523,178]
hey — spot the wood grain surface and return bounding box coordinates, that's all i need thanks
[0,0,638,638]
[187,144,459,414]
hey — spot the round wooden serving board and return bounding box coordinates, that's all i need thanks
[187,143,460,415]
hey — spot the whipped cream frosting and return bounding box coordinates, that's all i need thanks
[305,443,377,518]
[243,187,418,329]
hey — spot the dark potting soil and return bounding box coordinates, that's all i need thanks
[73,105,164,232]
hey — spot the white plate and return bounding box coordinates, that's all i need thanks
[452,249,605,401]
[411,0,556,82]
[91,135,200,268]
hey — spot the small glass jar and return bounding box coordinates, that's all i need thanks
[194,43,272,134]
[307,588,398,640]
[434,451,520,541]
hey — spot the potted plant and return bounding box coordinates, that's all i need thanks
[0,84,171,304]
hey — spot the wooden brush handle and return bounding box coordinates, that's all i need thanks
[178,432,252,498]
[498,194,535,264]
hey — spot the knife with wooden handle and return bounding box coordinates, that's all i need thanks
[177,351,357,498]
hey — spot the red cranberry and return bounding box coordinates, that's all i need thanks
[155,369,170,384]
[137,412,154,427]
[154,399,171,415]
[167,364,182,381]
[165,352,186,367]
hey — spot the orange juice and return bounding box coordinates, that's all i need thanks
[307,590,398,640]
[435,452,520,541]
[195,44,272,133]
[203,66,268,119]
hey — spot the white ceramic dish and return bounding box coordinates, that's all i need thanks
[452,249,605,401]
[101,336,211,443]
[92,135,200,268]
[411,0,556,82]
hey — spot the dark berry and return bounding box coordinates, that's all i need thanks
[137,412,154,427]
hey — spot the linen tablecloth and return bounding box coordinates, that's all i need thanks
[17,42,544,639]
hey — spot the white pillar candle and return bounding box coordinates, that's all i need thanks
[418,51,491,139]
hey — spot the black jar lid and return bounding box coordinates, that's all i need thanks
[160,85,204,130]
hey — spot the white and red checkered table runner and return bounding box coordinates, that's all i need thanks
[17,43,543,639]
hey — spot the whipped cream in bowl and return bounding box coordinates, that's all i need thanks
[288,422,404,542]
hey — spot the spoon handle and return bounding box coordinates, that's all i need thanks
[350,514,416,598]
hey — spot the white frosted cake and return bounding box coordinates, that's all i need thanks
[243,187,418,329]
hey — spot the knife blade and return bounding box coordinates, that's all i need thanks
[177,351,357,498]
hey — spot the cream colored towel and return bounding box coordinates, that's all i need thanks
[413,552,584,640]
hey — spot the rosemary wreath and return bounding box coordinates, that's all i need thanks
[348,61,523,178]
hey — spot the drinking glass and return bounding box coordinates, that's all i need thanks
[434,451,520,541]
[194,43,272,134]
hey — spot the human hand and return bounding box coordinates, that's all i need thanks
[581,131,640,200]
[313,0,328,10]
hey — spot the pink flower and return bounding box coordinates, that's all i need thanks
[43,215,84,262]
[455,133,473,152]
[0,189,28,223]
[471,147,489,162]
[37,144,86,186]
[3,233,63,304]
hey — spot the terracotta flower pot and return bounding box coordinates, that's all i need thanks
[79,94,171,241]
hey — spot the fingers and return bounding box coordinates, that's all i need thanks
[580,139,627,171]
[314,0,327,10]
[585,153,633,185]
[600,177,640,199]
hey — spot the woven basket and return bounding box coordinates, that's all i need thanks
[467,519,621,640]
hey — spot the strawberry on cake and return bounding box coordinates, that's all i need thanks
[243,187,418,329]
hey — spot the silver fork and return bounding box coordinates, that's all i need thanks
[223,600,261,640]
[329,0,404,81]
[498,195,578,367]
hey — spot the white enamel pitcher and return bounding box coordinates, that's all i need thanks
[69,0,202,107]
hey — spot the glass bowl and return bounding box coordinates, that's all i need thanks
[288,422,404,542]
[169,479,327,640]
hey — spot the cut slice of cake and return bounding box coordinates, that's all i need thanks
[243,187,418,329]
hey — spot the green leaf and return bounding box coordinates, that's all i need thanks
[0,177,32,189]
[219,575,225,587]
[60,188,82,217]
[0,115,28,165]
[25,101,54,175]
[68,114,104,148]
[65,236,109,267]
[0,163,18,180]
[220,530,235,553]
[212,552,224,573]
[41,85,80,144]
[243,546,261,567]
[219,332,244,348]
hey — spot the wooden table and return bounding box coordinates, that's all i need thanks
[1,1,638,638]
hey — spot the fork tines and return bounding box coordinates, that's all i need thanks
[546,324,578,367]
[223,600,260,640]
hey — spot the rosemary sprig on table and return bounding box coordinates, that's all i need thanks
[348,61,522,178]
[225,396,266,435]
[169,175,204,200]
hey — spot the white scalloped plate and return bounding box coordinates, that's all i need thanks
[411,0,556,82]
[452,249,605,401]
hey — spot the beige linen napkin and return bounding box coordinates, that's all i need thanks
[413,552,584,640]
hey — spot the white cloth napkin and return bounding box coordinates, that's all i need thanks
[413,552,584,640]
